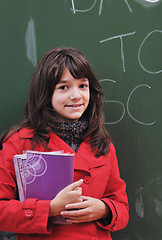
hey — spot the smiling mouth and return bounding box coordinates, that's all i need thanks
[66,104,83,108]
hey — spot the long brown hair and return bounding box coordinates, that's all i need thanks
[0,47,111,157]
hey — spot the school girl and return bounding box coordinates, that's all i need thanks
[0,47,129,240]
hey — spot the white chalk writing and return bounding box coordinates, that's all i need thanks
[100,32,136,72]
[71,0,97,14]
[138,30,162,74]
[127,84,156,125]
[99,79,125,124]
[125,0,133,12]
[71,0,132,15]
[100,80,156,125]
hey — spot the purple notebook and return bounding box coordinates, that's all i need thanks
[13,151,74,224]
[13,155,26,202]
[25,151,74,199]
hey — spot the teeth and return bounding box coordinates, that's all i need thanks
[68,104,81,107]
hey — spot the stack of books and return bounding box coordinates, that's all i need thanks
[13,150,74,224]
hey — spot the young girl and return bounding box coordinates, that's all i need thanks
[0,47,129,240]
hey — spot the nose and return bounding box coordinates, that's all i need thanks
[70,87,81,100]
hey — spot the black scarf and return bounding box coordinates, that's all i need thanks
[52,120,88,152]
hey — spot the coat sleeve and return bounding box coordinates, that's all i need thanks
[96,143,129,232]
[0,132,53,234]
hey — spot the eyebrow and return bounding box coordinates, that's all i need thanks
[58,78,89,83]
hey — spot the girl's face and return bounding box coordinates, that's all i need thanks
[51,67,90,122]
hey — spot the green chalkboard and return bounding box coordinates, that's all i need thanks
[0,1,162,240]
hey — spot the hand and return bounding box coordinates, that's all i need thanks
[60,196,110,223]
[49,179,83,217]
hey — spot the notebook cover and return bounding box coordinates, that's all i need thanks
[25,151,74,200]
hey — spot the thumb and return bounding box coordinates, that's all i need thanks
[66,179,83,191]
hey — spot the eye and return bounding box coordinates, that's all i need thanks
[80,84,88,89]
[59,85,68,90]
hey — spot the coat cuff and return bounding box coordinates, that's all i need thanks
[22,198,53,234]
[96,198,117,231]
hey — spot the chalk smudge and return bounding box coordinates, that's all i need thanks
[134,0,161,7]
[25,17,37,67]
[135,187,145,218]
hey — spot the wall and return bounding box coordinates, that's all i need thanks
[0,1,162,239]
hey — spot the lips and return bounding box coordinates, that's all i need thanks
[66,104,83,108]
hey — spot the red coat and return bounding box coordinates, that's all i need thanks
[0,128,129,240]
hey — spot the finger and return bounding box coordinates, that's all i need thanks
[61,207,88,217]
[81,195,89,201]
[65,201,88,210]
[73,187,82,195]
[65,179,83,191]
[66,219,84,223]
[64,214,92,223]
[65,217,90,224]
[74,187,82,192]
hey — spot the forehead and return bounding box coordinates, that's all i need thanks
[59,67,88,82]
[60,67,75,80]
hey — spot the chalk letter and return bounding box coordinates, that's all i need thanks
[71,0,97,14]
[138,30,162,74]
[99,79,125,124]
[100,32,136,72]
[127,84,155,125]
[124,0,133,12]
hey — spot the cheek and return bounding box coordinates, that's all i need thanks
[51,92,66,110]
[86,91,90,106]
[51,93,58,110]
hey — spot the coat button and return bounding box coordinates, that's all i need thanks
[84,176,91,184]
[25,209,34,219]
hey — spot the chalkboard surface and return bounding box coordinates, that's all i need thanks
[0,1,162,240]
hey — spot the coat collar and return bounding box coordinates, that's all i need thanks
[48,132,107,173]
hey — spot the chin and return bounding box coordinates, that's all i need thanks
[68,116,81,122]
